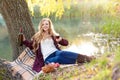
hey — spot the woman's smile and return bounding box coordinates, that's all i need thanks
[42,20,49,31]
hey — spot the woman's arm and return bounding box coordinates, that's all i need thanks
[22,34,33,49]
[55,36,69,46]
[22,40,33,49]
[58,38,69,46]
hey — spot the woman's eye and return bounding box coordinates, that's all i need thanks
[46,23,48,25]
[42,23,49,26]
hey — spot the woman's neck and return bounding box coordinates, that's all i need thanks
[43,30,48,34]
[42,31,50,40]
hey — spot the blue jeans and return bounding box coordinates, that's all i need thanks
[45,50,78,64]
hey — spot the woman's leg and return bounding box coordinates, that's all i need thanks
[45,51,77,64]
[45,55,76,64]
[55,50,94,63]
[45,50,94,64]
[55,50,78,59]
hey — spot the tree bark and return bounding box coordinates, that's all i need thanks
[0,0,35,60]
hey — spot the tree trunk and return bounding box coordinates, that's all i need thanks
[0,0,35,60]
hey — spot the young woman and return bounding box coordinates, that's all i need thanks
[22,18,94,72]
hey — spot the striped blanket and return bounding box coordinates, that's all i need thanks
[8,48,37,80]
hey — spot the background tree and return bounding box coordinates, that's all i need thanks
[0,0,35,60]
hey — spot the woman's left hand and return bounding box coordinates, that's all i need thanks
[56,36,62,42]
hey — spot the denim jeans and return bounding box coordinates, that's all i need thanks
[45,50,78,64]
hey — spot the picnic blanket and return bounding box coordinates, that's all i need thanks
[7,47,37,80]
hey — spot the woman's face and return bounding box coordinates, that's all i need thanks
[41,20,50,32]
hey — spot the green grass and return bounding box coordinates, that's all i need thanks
[92,69,111,80]
[113,47,120,64]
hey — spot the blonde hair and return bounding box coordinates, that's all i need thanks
[32,18,58,51]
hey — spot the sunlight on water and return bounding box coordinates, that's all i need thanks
[63,42,99,56]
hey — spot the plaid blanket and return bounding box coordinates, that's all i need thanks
[8,47,37,80]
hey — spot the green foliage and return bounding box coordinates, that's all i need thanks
[26,0,77,19]
[36,73,52,80]
[92,69,111,80]
[101,16,120,37]
[0,68,5,80]
[114,47,120,64]
[30,0,120,37]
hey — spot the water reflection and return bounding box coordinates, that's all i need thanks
[64,32,120,56]
[63,42,98,56]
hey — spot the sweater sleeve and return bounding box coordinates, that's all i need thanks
[22,40,33,49]
[59,38,69,46]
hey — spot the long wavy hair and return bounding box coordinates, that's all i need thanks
[31,18,58,51]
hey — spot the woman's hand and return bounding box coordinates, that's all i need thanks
[23,34,26,41]
[55,36,62,42]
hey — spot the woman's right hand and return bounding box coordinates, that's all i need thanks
[23,34,26,41]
